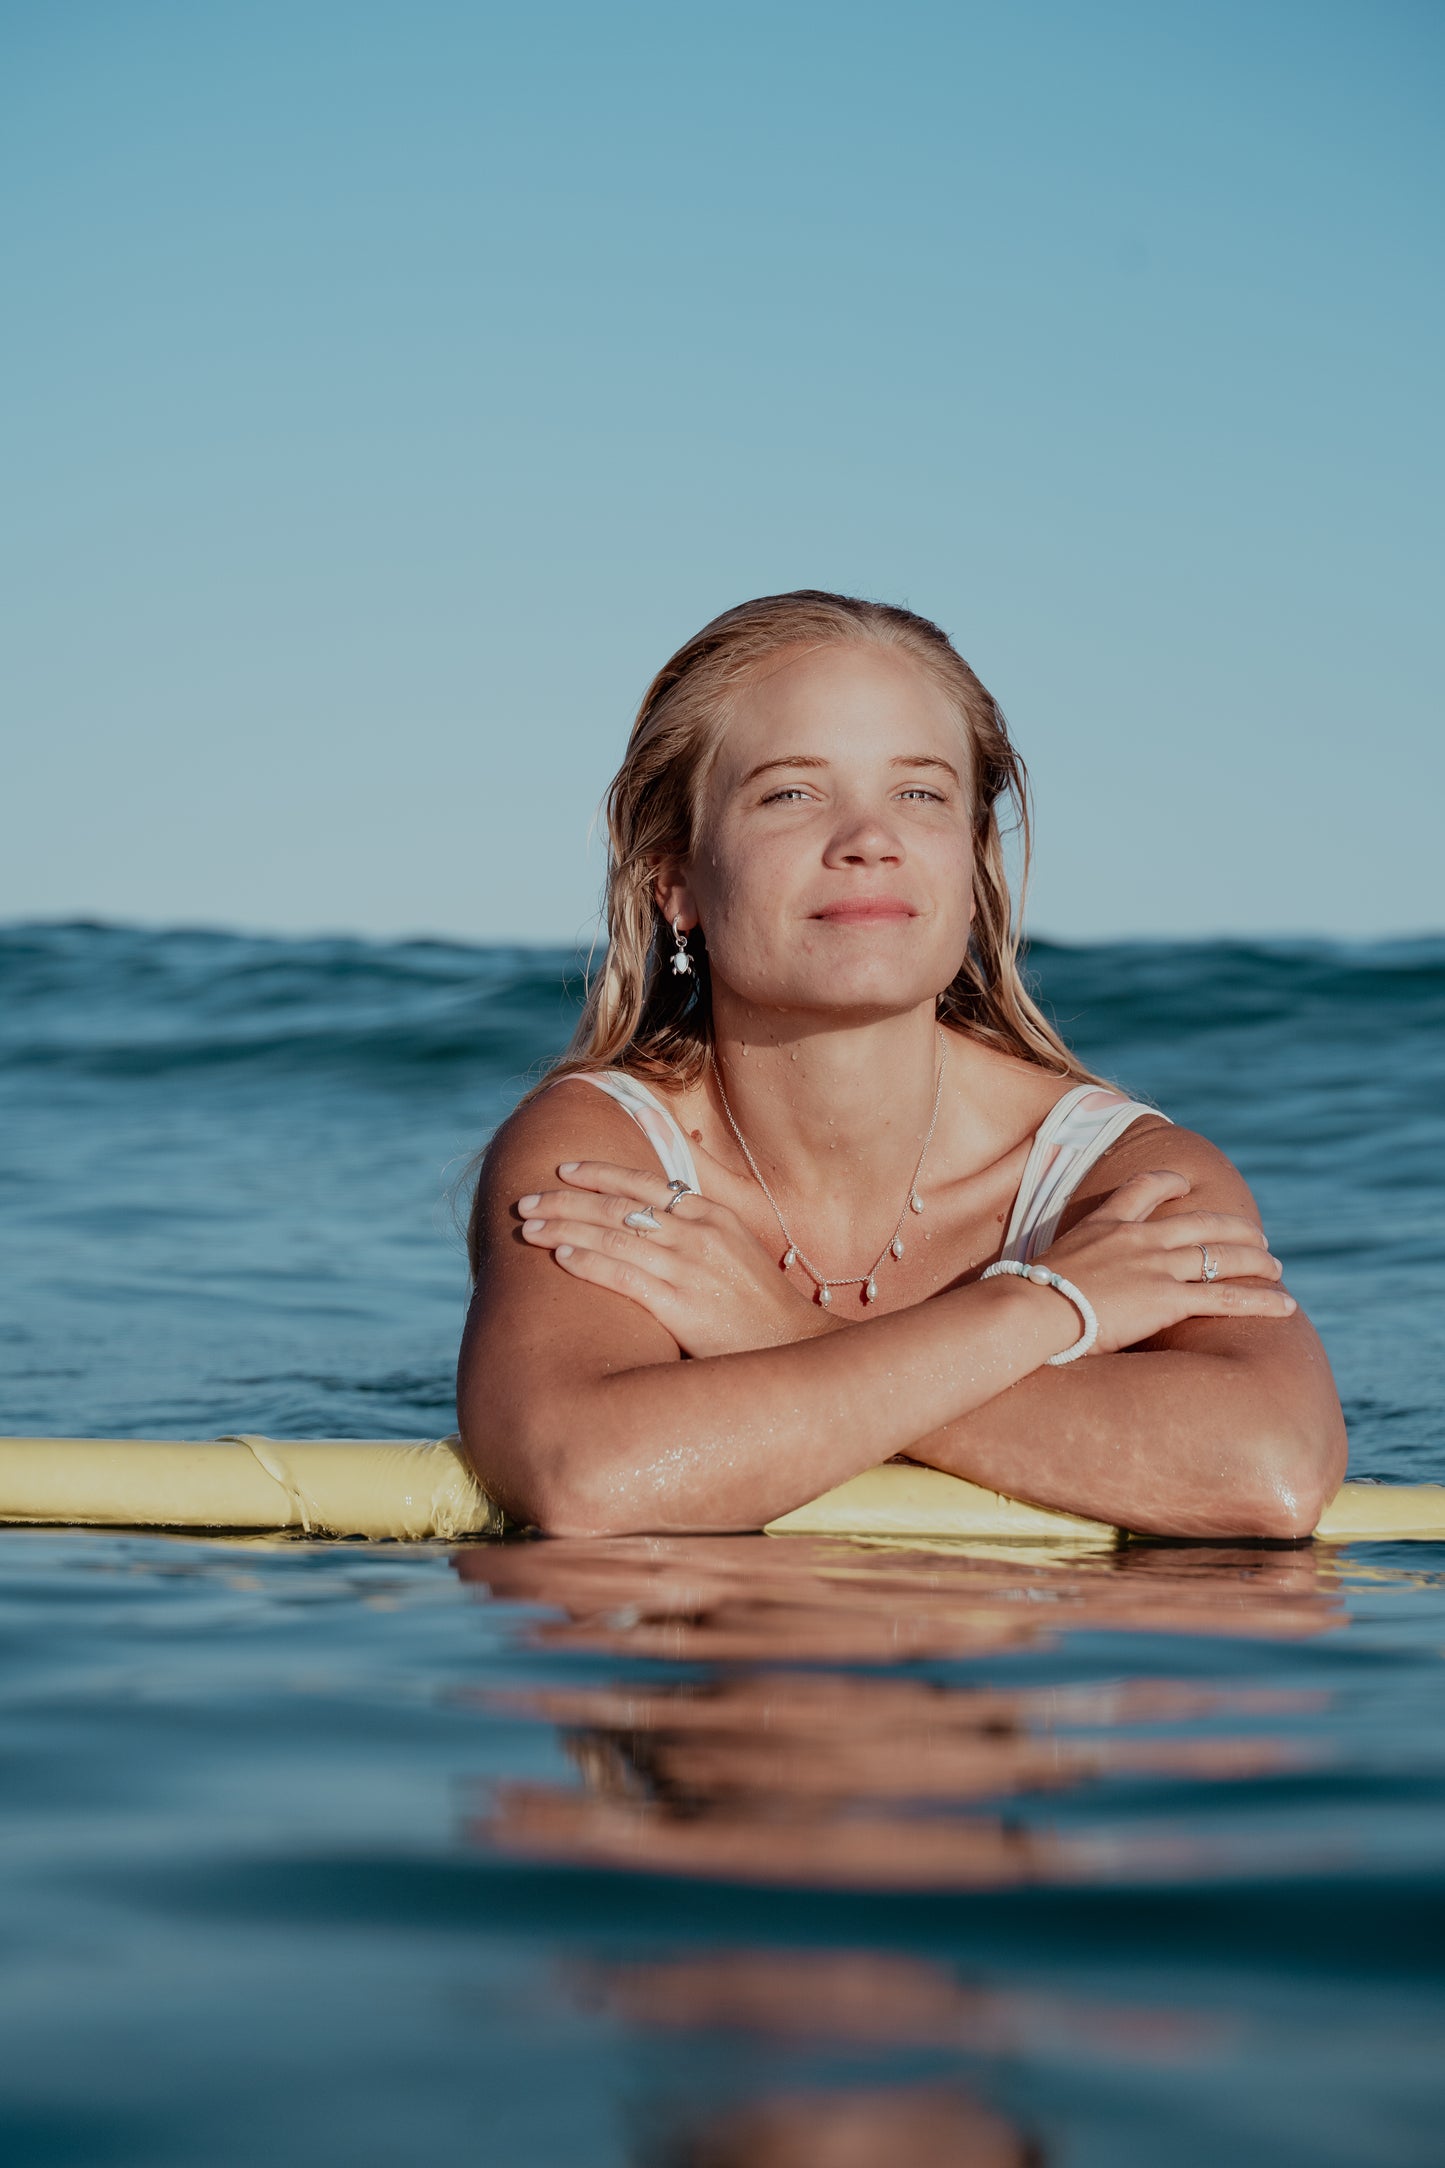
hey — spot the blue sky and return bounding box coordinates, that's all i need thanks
[4,0,1441,944]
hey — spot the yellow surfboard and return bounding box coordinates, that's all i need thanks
[0,1434,1440,1543]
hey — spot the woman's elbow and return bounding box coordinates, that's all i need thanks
[1234,1483,1325,1544]
[458,1416,642,1540]
[1233,1420,1348,1541]
[524,1466,642,1539]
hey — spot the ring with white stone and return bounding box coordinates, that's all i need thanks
[624,1207,661,1235]
[1198,1244,1219,1282]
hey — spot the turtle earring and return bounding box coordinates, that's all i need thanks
[670,917,694,976]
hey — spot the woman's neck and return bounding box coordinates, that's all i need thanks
[708,1000,945,1206]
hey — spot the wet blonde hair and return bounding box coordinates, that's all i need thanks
[465,591,1101,1274]
[545,588,1096,1091]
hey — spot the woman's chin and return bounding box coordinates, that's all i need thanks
[725,967,946,1023]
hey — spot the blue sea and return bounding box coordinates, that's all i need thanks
[2,922,1443,2167]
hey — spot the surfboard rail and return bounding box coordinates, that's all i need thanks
[0,1435,1440,1543]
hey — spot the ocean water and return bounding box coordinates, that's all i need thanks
[1,921,1443,2166]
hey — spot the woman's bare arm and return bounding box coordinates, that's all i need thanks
[461,1090,1089,1534]
[908,1127,1348,1538]
[457,1090,1305,1538]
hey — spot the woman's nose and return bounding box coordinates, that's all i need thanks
[822,807,904,866]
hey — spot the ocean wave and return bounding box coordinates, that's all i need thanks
[0,923,586,1082]
[4,922,1441,1085]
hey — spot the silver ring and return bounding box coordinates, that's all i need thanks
[1198,1244,1219,1282]
[624,1207,661,1235]
[662,1182,698,1215]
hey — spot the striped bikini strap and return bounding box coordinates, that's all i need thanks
[1002,1084,1167,1263]
[551,1071,701,1193]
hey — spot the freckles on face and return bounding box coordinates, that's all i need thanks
[689,643,977,1011]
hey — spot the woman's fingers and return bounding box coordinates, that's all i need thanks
[519,1188,682,1238]
[1155,1210,1269,1251]
[516,1162,707,1228]
[562,1160,705,1212]
[1168,1242,1283,1283]
[516,1163,660,1208]
[1188,1280,1297,1317]
[547,1239,680,1315]
[520,1213,680,1278]
[1093,1168,1193,1223]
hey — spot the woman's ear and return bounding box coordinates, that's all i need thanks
[652,865,698,933]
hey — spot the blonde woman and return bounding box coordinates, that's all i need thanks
[459,592,1346,1538]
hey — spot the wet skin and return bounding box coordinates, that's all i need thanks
[459,642,1347,1538]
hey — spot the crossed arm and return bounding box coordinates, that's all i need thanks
[457,1091,1347,1541]
[904,1129,1347,1538]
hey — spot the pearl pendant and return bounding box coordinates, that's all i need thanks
[818,1284,831,1308]
[782,1246,797,1270]
[865,1277,878,1302]
[909,1191,924,1214]
[890,1236,904,1259]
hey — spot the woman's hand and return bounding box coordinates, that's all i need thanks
[514,1161,1295,1369]
[1035,1168,1296,1354]
[515,1162,831,1359]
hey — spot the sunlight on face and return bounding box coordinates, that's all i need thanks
[688,642,976,1023]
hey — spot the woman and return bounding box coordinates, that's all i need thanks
[459,592,1346,1538]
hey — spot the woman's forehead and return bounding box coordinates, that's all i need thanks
[716,641,967,773]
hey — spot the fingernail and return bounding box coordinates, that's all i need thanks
[556,1244,574,1259]
[559,1162,579,1175]
[1284,1295,1297,1310]
[522,1218,546,1236]
[517,1194,540,1213]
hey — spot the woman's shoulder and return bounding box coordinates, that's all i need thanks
[1067,1115,1258,1217]
[481,1065,707,1186]
[477,1073,657,1192]
[943,1027,1133,1142]
[465,1075,657,1275]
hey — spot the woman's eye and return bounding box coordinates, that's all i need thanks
[758,783,947,806]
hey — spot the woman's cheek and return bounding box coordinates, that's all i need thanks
[694,846,793,986]
[699,913,793,1003]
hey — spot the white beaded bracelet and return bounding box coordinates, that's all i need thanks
[980,1259,1099,1366]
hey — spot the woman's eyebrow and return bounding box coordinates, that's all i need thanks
[737,755,831,785]
[737,753,963,787]
[891,755,962,782]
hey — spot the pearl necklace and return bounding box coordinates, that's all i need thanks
[709,1031,948,1307]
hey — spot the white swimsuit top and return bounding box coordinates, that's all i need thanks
[559,1070,1167,1264]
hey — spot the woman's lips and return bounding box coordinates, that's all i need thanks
[810,901,918,923]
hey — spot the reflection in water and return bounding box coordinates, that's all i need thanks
[455,1532,1345,1663]
[584,1944,1216,2164]
[575,1947,1219,2062]
[453,1534,1339,1890]
[591,1949,1083,2165]
[647,2083,1040,2168]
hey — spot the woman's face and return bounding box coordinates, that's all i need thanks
[668,642,976,1023]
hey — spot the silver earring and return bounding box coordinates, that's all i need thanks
[670,917,694,976]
